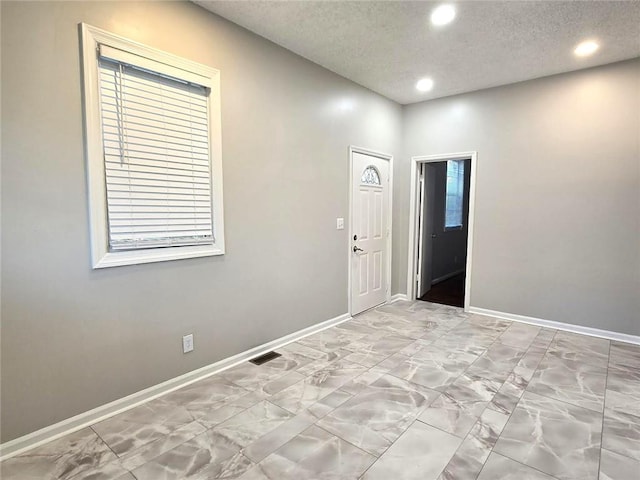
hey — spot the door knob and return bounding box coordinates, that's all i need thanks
[431,234,436,238]
[353,246,364,253]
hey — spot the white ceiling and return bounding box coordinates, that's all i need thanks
[195,1,640,105]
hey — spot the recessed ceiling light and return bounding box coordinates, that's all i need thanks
[574,40,599,57]
[431,4,456,26]
[416,78,434,92]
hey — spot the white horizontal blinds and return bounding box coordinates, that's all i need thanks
[445,160,464,228]
[98,49,213,251]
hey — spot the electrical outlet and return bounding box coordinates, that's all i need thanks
[336,218,344,230]
[182,334,194,353]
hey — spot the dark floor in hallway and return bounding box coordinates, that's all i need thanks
[419,272,465,307]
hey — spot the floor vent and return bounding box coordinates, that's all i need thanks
[249,351,282,365]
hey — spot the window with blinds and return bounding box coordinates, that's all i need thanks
[99,52,213,251]
[445,160,465,229]
[81,24,224,268]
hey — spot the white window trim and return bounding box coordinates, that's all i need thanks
[80,23,224,268]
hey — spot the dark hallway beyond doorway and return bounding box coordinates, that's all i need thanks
[418,273,465,307]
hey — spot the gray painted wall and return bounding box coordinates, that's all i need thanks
[398,59,640,336]
[0,1,402,442]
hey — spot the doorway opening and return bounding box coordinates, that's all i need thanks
[407,152,477,310]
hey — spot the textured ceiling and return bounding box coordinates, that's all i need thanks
[195,1,640,105]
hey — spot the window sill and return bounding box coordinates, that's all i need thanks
[93,244,225,269]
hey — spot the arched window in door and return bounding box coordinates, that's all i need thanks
[361,165,381,185]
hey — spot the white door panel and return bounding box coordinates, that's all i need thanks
[359,254,368,295]
[351,152,390,315]
[373,251,382,290]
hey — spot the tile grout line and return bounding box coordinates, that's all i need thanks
[85,424,134,477]
[355,418,426,480]
[519,328,605,415]
[289,422,379,471]
[241,387,356,466]
[128,470,140,480]
[477,328,559,480]
[493,328,612,479]
[451,326,556,480]
[115,352,316,475]
[597,339,613,477]
[490,451,564,480]
[600,447,640,467]
[57,425,144,480]
[89,425,119,460]
[519,328,608,415]
[346,306,472,479]
[452,328,542,480]
[414,414,469,439]
[365,311,517,479]
[105,418,213,476]
[233,332,398,469]
[405,313,544,479]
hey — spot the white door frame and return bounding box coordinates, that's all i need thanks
[407,151,477,311]
[348,145,394,316]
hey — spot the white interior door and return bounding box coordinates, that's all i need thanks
[351,151,390,315]
[418,164,436,297]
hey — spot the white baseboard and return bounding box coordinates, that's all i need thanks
[0,312,352,461]
[468,306,640,346]
[390,293,408,303]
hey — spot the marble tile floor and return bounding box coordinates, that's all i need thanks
[2,300,640,480]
